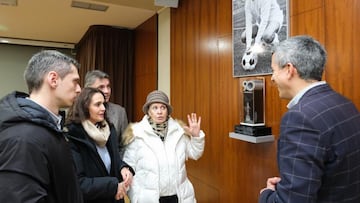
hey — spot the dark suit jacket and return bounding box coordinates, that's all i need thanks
[259,84,360,203]
[107,102,128,137]
[106,102,128,156]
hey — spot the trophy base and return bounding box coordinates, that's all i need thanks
[234,124,272,137]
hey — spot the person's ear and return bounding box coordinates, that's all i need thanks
[48,71,59,88]
[286,63,298,79]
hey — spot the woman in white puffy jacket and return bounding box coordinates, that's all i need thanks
[122,90,205,203]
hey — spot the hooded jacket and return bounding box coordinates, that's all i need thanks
[0,91,83,203]
[66,122,134,203]
[122,115,205,203]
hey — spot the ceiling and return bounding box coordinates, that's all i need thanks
[0,0,165,45]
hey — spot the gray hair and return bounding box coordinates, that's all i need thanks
[84,70,110,87]
[272,35,327,81]
[24,50,79,93]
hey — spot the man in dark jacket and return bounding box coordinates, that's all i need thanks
[0,50,83,203]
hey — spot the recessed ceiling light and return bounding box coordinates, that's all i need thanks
[155,0,179,8]
[71,0,108,12]
[0,0,17,6]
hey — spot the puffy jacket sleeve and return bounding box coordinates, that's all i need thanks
[185,130,205,160]
[122,133,141,203]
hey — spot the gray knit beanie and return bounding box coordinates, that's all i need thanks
[142,90,173,115]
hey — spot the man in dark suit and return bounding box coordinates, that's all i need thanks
[85,70,128,156]
[259,35,360,202]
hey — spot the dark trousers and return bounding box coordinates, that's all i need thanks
[159,195,178,203]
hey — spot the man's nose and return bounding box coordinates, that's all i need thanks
[76,84,81,93]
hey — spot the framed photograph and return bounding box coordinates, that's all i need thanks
[232,0,289,77]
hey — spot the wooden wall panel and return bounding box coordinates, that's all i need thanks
[325,0,360,110]
[169,0,359,202]
[133,15,158,122]
[291,0,323,14]
[290,0,325,45]
[171,0,220,202]
[171,0,282,202]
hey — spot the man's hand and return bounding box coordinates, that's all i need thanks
[260,177,281,194]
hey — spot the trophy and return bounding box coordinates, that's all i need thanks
[234,78,272,137]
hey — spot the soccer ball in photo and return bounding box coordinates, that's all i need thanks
[241,50,258,71]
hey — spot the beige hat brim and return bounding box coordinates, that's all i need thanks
[142,100,173,115]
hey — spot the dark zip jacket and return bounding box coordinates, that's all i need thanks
[0,91,83,203]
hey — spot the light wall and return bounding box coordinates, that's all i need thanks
[0,44,74,98]
[157,7,171,100]
[0,44,34,97]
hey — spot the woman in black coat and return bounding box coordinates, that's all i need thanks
[65,87,134,203]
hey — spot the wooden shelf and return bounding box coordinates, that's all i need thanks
[229,132,274,143]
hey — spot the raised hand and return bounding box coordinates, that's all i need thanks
[183,113,201,137]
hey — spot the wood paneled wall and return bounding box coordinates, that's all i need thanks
[133,15,158,121]
[324,0,360,109]
[167,0,360,202]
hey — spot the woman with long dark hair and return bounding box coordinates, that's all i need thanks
[66,87,134,203]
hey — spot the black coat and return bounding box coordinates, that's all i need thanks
[66,122,133,203]
[0,91,83,203]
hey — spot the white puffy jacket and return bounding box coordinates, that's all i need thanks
[122,115,205,203]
